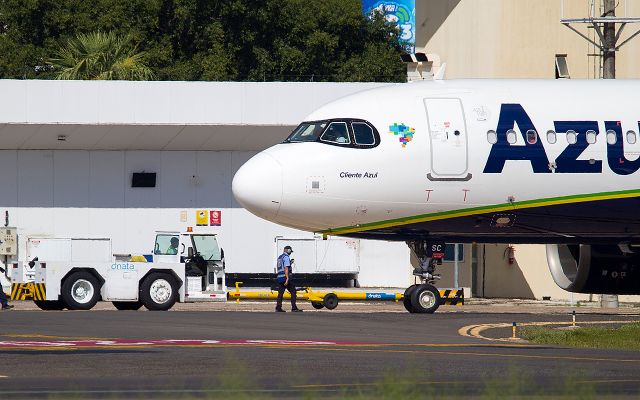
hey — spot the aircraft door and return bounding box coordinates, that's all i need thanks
[424,98,471,181]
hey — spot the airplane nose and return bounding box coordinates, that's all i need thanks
[232,152,283,220]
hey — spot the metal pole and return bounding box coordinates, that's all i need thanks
[603,0,616,79]
[454,243,459,288]
[601,0,619,309]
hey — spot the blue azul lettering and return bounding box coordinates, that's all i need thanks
[484,104,639,175]
[605,121,640,175]
[483,104,550,173]
[553,121,602,173]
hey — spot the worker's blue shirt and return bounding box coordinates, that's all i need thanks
[276,253,291,283]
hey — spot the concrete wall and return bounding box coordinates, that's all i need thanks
[0,149,410,288]
[476,244,640,302]
[417,0,640,79]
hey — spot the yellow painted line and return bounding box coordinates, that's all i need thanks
[275,345,640,363]
[293,380,468,389]
[458,320,640,342]
[294,378,640,390]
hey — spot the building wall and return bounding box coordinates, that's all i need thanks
[0,149,409,288]
[417,0,640,79]
[476,244,640,302]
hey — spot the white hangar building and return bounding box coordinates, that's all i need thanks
[0,79,419,288]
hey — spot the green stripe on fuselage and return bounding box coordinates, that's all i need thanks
[320,188,640,236]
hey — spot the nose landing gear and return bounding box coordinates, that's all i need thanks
[404,240,443,313]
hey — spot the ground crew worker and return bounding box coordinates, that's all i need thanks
[275,245,302,312]
[0,284,13,310]
[166,237,179,255]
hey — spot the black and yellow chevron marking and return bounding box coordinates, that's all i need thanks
[439,289,464,306]
[10,283,46,301]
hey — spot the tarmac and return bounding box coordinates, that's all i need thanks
[0,296,639,399]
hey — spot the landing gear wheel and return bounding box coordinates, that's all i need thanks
[61,271,101,310]
[311,302,325,310]
[112,301,143,311]
[322,293,339,310]
[33,300,66,311]
[403,284,418,313]
[140,273,178,311]
[410,284,440,314]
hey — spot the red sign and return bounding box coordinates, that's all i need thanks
[210,210,221,226]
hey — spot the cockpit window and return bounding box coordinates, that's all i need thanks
[284,119,380,148]
[353,122,375,145]
[286,122,327,142]
[321,122,350,144]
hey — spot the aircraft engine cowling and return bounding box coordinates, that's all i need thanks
[546,244,640,294]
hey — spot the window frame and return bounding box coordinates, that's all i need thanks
[606,129,617,145]
[352,121,377,146]
[283,118,380,149]
[586,130,597,144]
[487,130,497,144]
[506,129,517,144]
[320,121,352,145]
[626,130,637,144]
[546,130,557,144]
[526,129,538,144]
[566,130,578,145]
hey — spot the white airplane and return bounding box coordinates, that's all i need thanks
[233,79,640,313]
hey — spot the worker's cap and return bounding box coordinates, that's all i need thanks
[284,245,293,252]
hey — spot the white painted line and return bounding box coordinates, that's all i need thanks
[0,375,8,378]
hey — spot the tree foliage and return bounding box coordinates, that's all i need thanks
[48,31,154,80]
[0,0,406,82]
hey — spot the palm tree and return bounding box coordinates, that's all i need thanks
[48,31,155,80]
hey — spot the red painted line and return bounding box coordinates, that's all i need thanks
[0,339,365,349]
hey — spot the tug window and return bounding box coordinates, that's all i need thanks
[287,121,327,142]
[321,122,351,145]
[627,130,637,144]
[566,130,577,145]
[546,130,557,144]
[487,130,497,144]
[352,122,375,145]
[526,130,538,144]
[506,129,517,144]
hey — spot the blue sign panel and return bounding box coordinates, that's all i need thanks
[362,0,416,52]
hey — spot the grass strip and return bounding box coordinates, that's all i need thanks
[521,322,640,350]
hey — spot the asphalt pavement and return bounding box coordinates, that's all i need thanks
[0,301,639,399]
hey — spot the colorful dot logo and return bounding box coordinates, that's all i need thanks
[388,123,415,148]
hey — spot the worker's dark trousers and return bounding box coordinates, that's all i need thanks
[276,282,297,310]
[0,287,8,307]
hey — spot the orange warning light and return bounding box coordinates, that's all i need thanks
[187,226,193,232]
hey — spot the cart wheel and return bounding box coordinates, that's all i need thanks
[323,293,339,310]
[311,302,324,310]
[33,300,66,311]
[403,284,417,313]
[112,301,143,311]
[410,284,440,314]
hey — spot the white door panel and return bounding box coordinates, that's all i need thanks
[424,98,469,177]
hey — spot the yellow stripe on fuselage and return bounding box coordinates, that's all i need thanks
[321,189,640,236]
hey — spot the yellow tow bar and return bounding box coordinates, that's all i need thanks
[228,282,463,310]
